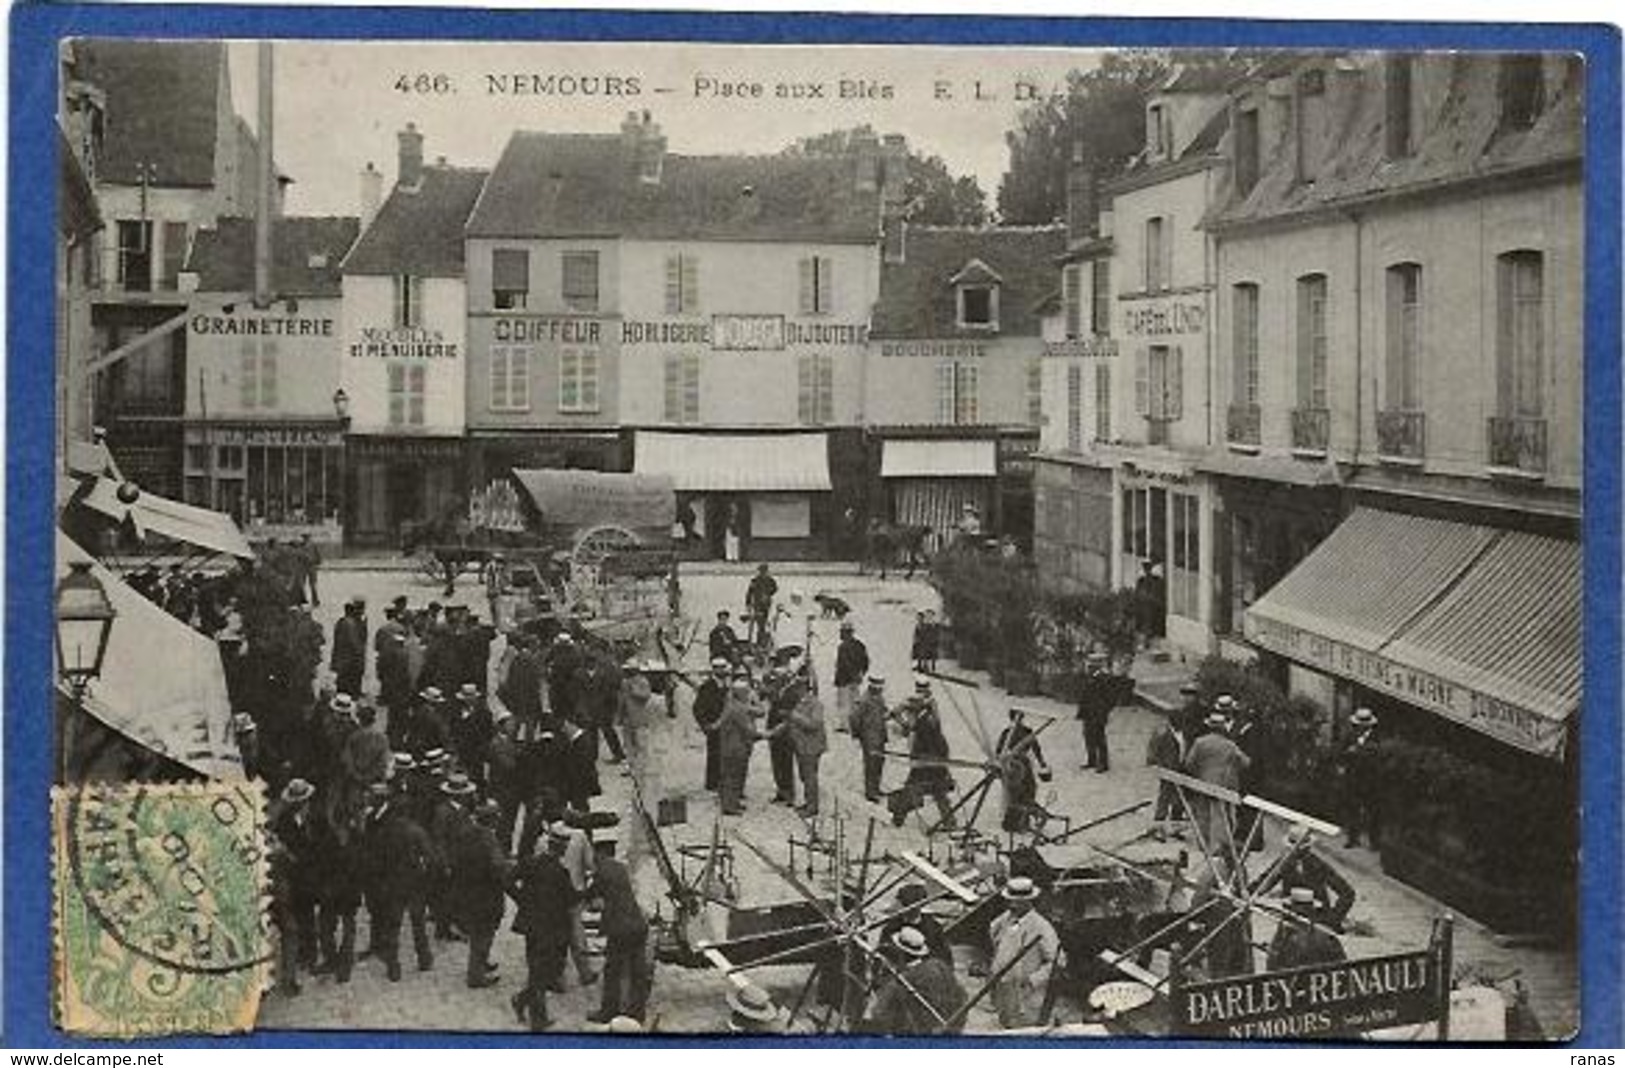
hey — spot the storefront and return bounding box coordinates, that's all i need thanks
[182,421,346,545]
[1032,455,1115,593]
[1113,457,1213,652]
[346,435,466,548]
[880,438,997,554]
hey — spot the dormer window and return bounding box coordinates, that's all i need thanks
[1234,106,1262,198]
[1147,102,1172,159]
[950,258,1002,331]
[1500,54,1545,130]
[1296,68,1327,182]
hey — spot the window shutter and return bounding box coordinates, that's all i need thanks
[410,276,425,327]
[956,363,978,424]
[1384,269,1404,410]
[664,255,682,315]
[682,256,699,313]
[936,362,956,424]
[559,349,577,410]
[1066,364,1083,450]
[392,276,405,329]
[685,354,701,422]
[1063,265,1082,338]
[240,341,258,408]
[387,363,405,426]
[1092,260,1112,335]
[1162,216,1175,289]
[818,257,834,314]
[798,258,815,315]
[819,354,834,421]
[493,249,529,292]
[581,349,599,410]
[513,348,530,410]
[490,349,509,410]
[797,355,814,423]
[259,343,278,408]
[408,364,426,425]
[1169,346,1184,420]
[1134,348,1150,416]
[1296,279,1313,409]
[1095,362,1113,442]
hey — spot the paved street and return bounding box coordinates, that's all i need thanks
[256,561,1578,1037]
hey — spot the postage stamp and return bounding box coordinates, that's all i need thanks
[51,782,273,1037]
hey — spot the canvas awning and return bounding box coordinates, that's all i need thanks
[511,469,675,532]
[880,439,998,479]
[1196,449,1342,487]
[70,476,255,560]
[1245,507,1578,758]
[57,531,242,779]
[634,431,831,492]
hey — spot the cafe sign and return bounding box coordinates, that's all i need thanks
[1172,947,1442,1040]
[1122,297,1205,338]
[1042,337,1120,359]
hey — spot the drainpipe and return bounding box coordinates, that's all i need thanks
[1348,208,1364,496]
[253,41,274,308]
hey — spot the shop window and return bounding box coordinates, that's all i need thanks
[558,347,600,413]
[1066,364,1084,451]
[1384,263,1423,410]
[1234,107,1261,198]
[239,340,279,410]
[957,285,998,330]
[491,248,530,310]
[1296,273,1329,409]
[935,362,979,425]
[388,362,426,426]
[1026,358,1043,426]
[159,221,187,290]
[116,219,152,291]
[1231,283,1260,406]
[561,250,599,312]
[393,274,424,328]
[1094,362,1113,443]
[1063,264,1082,339]
[664,254,699,314]
[1169,491,1201,620]
[490,345,531,412]
[797,353,834,425]
[663,352,701,423]
[1091,259,1112,336]
[798,255,835,316]
[1496,250,1544,418]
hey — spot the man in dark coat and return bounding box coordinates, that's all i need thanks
[1266,888,1348,971]
[360,783,438,980]
[507,830,579,1031]
[429,774,479,941]
[450,799,509,988]
[576,650,625,764]
[1253,827,1358,930]
[557,718,601,812]
[865,927,967,1034]
[692,658,730,792]
[375,608,412,715]
[269,779,323,980]
[763,668,798,806]
[850,676,891,802]
[1338,708,1382,848]
[331,597,369,698]
[501,633,546,730]
[312,803,365,983]
[1148,692,1190,837]
[901,696,956,829]
[546,634,583,725]
[833,620,870,731]
[586,850,652,1025]
[875,883,953,966]
[745,564,778,648]
[449,683,495,787]
[1074,652,1117,773]
[708,611,740,666]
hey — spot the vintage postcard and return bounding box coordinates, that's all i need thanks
[40,25,1604,1042]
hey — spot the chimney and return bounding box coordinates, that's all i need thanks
[880,134,909,264]
[253,41,275,308]
[359,162,383,228]
[1065,143,1097,242]
[397,122,424,188]
[851,129,881,193]
[620,110,665,186]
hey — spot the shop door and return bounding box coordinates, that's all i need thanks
[388,462,425,537]
[354,460,389,541]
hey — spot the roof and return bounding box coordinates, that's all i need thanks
[633,431,832,492]
[74,39,224,188]
[342,165,489,276]
[466,131,882,243]
[187,216,360,297]
[59,128,102,238]
[1109,104,1230,195]
[1207,53,1583,232]
[870,225,1068,339]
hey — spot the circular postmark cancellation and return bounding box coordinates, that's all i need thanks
[64,782,272,977]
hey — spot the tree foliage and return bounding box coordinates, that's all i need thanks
[785,125,987,226]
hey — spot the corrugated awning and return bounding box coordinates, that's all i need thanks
[72,476,255,559]
[634,431,831,492]
[1196,449,1342,487]
[1245,507,1578,759]
[881,439,998,479]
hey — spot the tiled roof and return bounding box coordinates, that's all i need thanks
[1206,53,1583,232]
[466,131,882,243]
[870,225,1068,339]
[75,39,224,188]
[187,216,361,297]
[342,165,489,276]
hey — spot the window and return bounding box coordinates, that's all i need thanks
[935,362,979,425]
[1500,55,1545,130]
[491,249,530,310]
[1144,216,1169,292]
[558,348,600,413]
[239,340,278,410]
[957,285,998,329]
[489,345,531,412]
[1026,358,1043,426]
[663,352,701,423]
[561,250,599,312]
[1385,54,1416,158]
[1169,491,1201,620]
[1231,283,1260,406]
[799,256,835,316]
[159,221,187,290]
[1090,259,1112,336]
[1384,264,1422,409]
[1094,362,1113,443]
[1063,265,1082,339]
[1066,364,1084,451]
[1136,345,1184,422]
[387,362,426,427]
[393,274,424,328]
[1297,70,1327,181]
[1296,274,1329,409]
[1147,103,1171,158]
[1234,107,1261,198]
[1496,251,1544,417]
[116,219,152,291]
[797,353,834,425]
[664,254,699,314]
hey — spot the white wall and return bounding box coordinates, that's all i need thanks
[339,274,467,435]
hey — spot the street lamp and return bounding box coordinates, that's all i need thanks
[56,560,116,782]
[332,388,350,422]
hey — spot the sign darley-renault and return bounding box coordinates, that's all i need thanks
[1173,948,1440,1039]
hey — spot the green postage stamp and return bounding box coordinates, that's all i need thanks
[52,782,273,1037]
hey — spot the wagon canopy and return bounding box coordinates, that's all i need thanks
[511,469,676,540]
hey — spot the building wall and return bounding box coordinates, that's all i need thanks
[91,186,218,295]
[339,275,467,436]
[184,296,344,419]
[867,335,1042,428]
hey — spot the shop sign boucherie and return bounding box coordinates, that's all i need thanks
[1173,948,1439,1039]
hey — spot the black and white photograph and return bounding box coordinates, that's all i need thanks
[49,35,1586,1039]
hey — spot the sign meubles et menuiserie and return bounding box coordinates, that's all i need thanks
[1172,947,1441,1039]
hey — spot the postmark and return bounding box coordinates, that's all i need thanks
[53,782,272,1036]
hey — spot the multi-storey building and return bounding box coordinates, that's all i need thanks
[461,114,888,559]
[58,42,105,459]
[338,126,485,546]
[867,222,1065,551]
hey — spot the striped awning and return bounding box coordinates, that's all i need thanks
[634,431,831,492]
[1246,507,1578,759]
[881,439,998,479]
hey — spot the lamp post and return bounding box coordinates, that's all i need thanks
[332,387,350,423]
[56,560,116,783]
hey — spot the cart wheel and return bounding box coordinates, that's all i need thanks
[572,524,641,576]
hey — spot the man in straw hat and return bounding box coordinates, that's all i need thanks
[1266,887,1348,971]
[850,675,891,802]
[988,876,1059,1029]
[864,926,967,1034]
[1338,708,1382,849]
[507,820,579,1031]
[270,779,321,987]
[1182,698,1251,855]
[725,983,782,1034]
[359,780,438,981]
[1255,825,1358,931]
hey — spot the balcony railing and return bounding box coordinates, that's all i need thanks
[1486,415,1548,475]
[1226,403,1261,448]
[1376,409,1426,462]
[1291,407,1330,453]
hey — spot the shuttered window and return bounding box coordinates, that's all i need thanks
[387,362,425,427]
[239,340,278,410]
[1384,264,1422,410]
[159,221,188,290]
[1026,358,1044,426]
[1094,363,1112,443]
[1144,216,1165,292]
[664,254,700,314]
[492,249,529,310]
[489,346,531,412]
[393,274,424,328]
[1296,273,1329,409]
[1091,259,1112,336]
[797,353,834,425]
[1066,364,1084,451]
[559,348,600,413]
[799,256,834,315]
[663,352,701,423]
[561,251,599,312]
[1496,251,1544,417]
[1063,265,1082,339]
[1231,283,1260,406]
